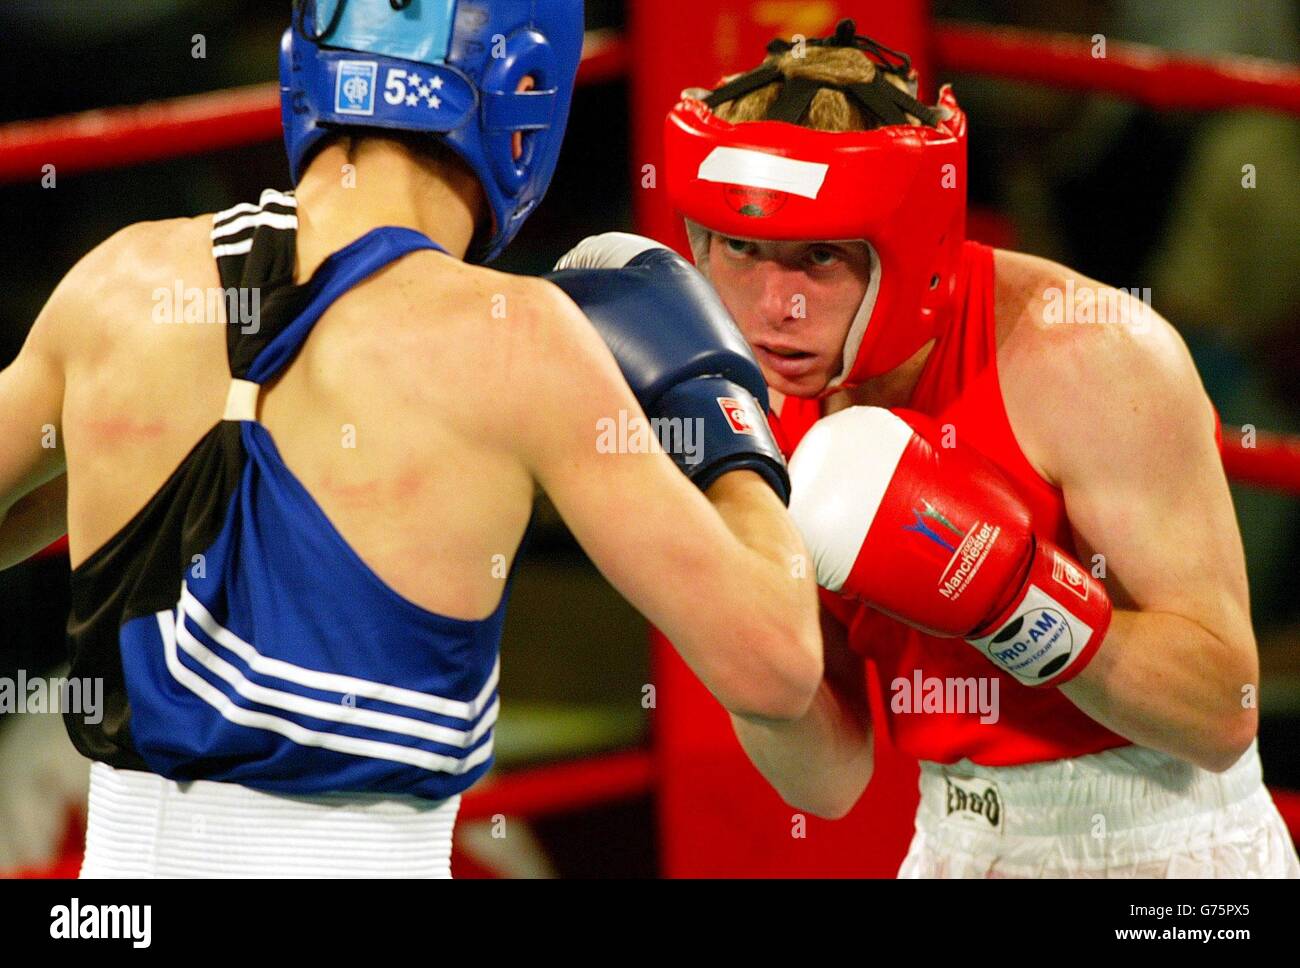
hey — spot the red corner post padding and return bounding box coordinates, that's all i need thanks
[651,630,919,877]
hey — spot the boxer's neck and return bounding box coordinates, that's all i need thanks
[292,136,483,282]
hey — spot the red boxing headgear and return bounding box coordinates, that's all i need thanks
[664,21,968,393]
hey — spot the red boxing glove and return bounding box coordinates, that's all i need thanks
[788,407,1110,686]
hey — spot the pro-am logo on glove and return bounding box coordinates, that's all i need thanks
[717,397,756,435]
[970,585,1097,683]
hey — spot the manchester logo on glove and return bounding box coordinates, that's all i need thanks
[938,521,1002,604]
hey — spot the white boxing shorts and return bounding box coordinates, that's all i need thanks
[898,740,1300,878]
[80,762,459,878]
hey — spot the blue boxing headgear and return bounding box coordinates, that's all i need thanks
[280,0,585,262]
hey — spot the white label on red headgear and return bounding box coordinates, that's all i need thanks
[697,147,829,200]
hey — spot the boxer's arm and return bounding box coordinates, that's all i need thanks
[0,476,67,571]
[729,606,873,818]
[0,279,69,570]
[515,282,822,721]
[1017,310,1258,772]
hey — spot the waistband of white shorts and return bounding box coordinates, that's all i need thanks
[915,741,1268,838]
[81,762,459,878]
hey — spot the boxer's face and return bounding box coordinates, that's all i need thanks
[706,234,872,398]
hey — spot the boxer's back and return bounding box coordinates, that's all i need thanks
[41,189,822,807]
[61,199,540,622]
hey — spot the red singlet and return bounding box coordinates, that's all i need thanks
[771,241,1130,766]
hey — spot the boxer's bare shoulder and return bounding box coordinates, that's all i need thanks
[295,250,610,448]
[251,250,645,620]
[36,216,217,352]
[991,247,1212,487]
[992,247,1182,357]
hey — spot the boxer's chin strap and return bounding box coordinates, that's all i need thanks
[683,220,712,272]
[826,242,882,391]
[223,379,261,422]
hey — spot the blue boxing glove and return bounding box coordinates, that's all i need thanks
[547,233,789,502]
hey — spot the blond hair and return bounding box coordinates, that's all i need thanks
[709,46,919,132]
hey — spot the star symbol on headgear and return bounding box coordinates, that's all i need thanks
[427,94,442,110]
[405,92,419,107]
[430,75,444,90]
[417,82,431,98]
[407,72,422,88]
